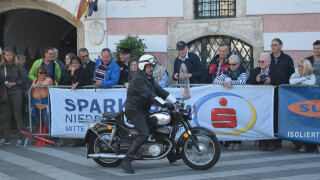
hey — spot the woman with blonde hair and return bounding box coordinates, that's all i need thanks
[0,48,28,146]
[290,59,316,152]
[290,59,316,85]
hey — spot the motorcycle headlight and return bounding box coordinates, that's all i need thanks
[185,105,193,120]
[191,105,195,120]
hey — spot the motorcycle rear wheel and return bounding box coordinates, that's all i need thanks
[88,130,122,167]
[181,133,220,170]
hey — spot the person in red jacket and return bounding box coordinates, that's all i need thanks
[206,44,230,83]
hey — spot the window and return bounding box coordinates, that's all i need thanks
[188,35,253,75]
[195,0,236,19]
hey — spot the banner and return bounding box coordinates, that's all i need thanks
[49,85,275,140]
[278,85,320,144]
[187,85,275,141]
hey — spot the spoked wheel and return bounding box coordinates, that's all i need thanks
[181,133,220,170]
[88,131,122,167]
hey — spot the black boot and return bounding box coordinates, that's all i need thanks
[259,140,267,151]
[121,136,147,174]
[121,158,134,174]
[167,151,177,164]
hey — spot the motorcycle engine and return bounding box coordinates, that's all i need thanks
[148,144,162,157]
[152,127,170,143]
[140,143,164,157]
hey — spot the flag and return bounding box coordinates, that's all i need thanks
[88,0,98,17]
[77,0,89,21]
[85,0,93,18]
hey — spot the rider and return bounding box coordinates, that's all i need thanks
[121,54,176,174]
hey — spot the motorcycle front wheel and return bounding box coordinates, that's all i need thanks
[88,130,122,167]
[181,133,220,170]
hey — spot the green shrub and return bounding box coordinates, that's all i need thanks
[114,35,147,61]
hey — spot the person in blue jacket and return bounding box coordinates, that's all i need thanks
[93,48,120,88]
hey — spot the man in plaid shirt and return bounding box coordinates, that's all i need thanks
[206,44,230,84]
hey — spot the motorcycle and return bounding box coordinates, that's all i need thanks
[81,64,220,170]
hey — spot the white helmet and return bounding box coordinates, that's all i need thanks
[138,54,157,71]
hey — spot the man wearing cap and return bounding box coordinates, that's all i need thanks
[173,41,205,84]
[117,47,131,85]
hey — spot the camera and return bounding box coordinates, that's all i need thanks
[260,74,268,82]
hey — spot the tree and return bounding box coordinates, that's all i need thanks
[114,35,147,61]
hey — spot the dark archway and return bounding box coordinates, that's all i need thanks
[0,9,77,69]
[188,35,254,75]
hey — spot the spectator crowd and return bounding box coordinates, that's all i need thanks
[0,39,319,153]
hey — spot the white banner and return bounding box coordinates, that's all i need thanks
[49,85,275,140]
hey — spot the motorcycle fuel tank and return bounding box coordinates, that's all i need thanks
[149,112,171,126]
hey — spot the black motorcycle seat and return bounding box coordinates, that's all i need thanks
[102,111,123,119]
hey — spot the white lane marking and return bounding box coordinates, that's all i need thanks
[262,172,320,180]
[0,149,92,180]
[28,147,186,176]
[149,162,320,180]
[0,172,17,180]
[220,150,271,158]
[219,153,320,166]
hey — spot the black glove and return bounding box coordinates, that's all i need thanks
[163,103,174,110]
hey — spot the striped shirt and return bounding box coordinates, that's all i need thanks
[94,62,108,81]
[214,73,247,85]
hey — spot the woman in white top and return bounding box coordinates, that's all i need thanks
[289,59,316,85]
[289,59,316,153]
[214,55,246,150]
[214,55,247,88]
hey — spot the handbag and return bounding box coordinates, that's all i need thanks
[0,82,8,103]
[0,66,8,103]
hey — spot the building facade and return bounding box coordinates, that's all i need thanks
[0,0,319,83]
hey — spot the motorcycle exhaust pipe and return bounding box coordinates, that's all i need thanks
[88,153,126,159]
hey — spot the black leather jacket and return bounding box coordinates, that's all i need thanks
[126,70,169,110]
[247,65,285,85]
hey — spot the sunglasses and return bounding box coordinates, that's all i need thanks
[3,48,13,52]
[38,72,47,75]
[81,55,89,59]
[258,61,265,64]
[271,44,280,47]
[229,63,238,66]
[298,65,304,68]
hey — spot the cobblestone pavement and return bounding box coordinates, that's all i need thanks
[0,140,319,180]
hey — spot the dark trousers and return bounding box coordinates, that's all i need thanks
[259,140,274,147]
[0,90,23,140]
[10,93,27,130]
[125,106,150,159]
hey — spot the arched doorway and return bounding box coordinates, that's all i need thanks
[188,35,254,75]
[0,0,85,70]
[0,9,77,69]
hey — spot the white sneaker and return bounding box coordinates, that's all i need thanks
[233,143,241,150]
[0,139,11,145]
[228,143,235,150]
[16,140,23,146]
